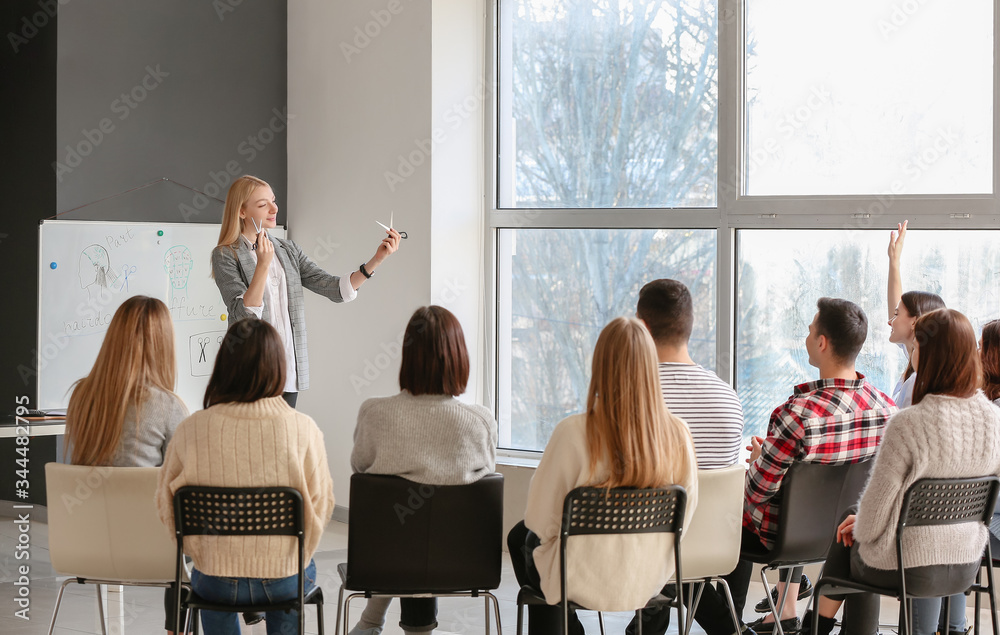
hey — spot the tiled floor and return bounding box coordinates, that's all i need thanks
[0,512,992,635]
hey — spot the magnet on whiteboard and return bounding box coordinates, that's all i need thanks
[157,230,164,236]
[220,314,226,321]
[50,262,57,269]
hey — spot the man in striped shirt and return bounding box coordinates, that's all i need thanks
[627,279,746,635]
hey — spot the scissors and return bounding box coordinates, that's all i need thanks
[197,337,211,363]
[250,217,262,249]
[376,212,408,239]
[120,264,137,292]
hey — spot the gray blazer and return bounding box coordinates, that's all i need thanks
[211,235,346,391]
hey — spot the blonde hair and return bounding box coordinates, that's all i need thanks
[65,296,178,466]
[216,175,270,249]
[586,317,694,489]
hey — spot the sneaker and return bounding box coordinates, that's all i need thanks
[347,627,383,635]
[748,616,801,635]
[754,575,813,613]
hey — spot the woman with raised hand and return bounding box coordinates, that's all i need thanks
[212,175,400,408]
[156,318,335,635]
[802,309,1000,635]
[507,317,698,635]
[886,220,946,408]
[65,295,190,634]
[347,305,497,635]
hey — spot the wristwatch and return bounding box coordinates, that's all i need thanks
[359,263,374,279]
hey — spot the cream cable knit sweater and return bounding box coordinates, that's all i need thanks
[156,397,335,579]
[854,392,1000,571]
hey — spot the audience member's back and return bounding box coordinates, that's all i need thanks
[638,279,744,467]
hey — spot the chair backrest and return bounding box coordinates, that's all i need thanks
[173,486,303,538]
[767,459,874,565]
[672,466,744,580]
[900,477,999,530]
[894,476,1000,597]
[558,485,686,612]
[561,486,686,537]
[345,473,504,593]
[45,462,175,582]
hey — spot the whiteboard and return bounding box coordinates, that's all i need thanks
[38,220,286,412]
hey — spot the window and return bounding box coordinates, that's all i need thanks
[491,0,998,454]
[498,228,717,450]
[499,0,719,208]
[737,229,1000,437]
[744,0,992,196]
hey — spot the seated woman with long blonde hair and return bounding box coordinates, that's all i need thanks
[507,317,698,635]
[65,295,190,634]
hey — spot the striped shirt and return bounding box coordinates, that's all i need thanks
[744,374,896,549]
[658,363,745,469]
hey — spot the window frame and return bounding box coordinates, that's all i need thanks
[485,0,1000,456]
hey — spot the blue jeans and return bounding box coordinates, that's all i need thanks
[190,560,317,635]
[911,595,967,635]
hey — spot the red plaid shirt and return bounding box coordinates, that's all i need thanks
[743,374,896,549]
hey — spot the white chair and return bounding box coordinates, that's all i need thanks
[45,463,178,635]
[659,465,746,635]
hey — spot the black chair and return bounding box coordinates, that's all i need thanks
[740,459,874,635]
[515,485,688,635]
[810,476,1000,635]
[334,473,504,635]
[172,486,325,635]
[972,502,1000,635]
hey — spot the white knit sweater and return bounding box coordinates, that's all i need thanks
[524,414,699,611]
[155,397,335,578]
[854,392,1000,570]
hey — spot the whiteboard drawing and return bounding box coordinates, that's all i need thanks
[79,244,119,302]
[190,331,226,377]
[164,245,194,307]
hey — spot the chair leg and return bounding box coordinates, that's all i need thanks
[516,599,525,635]
[985,559,1000,635]
[685,582,706,635]
[486,592,502,635]
[760,567,786,635]
[977,567,984,635]
[335,583,345,635]
[485,596,490,635]
[96,584,108,635]
[47,578,74,635]
[316,595,326,635]
[716,577,744,635]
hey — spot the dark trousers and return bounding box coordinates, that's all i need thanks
[628,527,776,635]
[282,392,298,408]
[508,520,585,635]
[400,598,438,631]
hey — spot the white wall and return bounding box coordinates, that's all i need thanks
[288,1,488,509]
[288,0,433,508]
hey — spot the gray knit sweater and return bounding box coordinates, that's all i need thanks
[351,391,497,485]
[854,391,1000,570]
[110,385,189,467]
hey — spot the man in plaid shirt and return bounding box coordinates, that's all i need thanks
[689,298,896,635]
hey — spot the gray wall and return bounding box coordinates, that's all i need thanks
[56,1,287,223]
